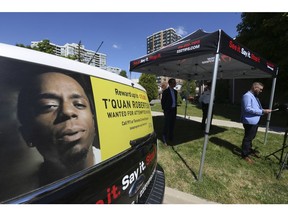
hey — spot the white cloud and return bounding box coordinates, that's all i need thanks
[175,26,187,36]
[112,44,120,49]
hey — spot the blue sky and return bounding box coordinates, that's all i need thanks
[0,12,242,79]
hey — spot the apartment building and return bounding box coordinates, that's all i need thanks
[146,28,183,92]
[31,41,107,69]
[146,28,181,54]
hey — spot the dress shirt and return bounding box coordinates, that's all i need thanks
[199,90,211,104]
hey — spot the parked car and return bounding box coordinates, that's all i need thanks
[0,43,165,204]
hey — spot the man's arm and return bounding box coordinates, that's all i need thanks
[242,94,263,116]
[161,89,168,110]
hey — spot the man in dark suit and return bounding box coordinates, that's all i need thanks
[161,78,177,145]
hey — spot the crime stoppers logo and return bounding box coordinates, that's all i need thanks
[95,146,157,204]
[266,62,275,71]
[229,40,261,63]
[132,53,161,67]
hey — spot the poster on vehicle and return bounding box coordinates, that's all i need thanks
[90,77,153,160]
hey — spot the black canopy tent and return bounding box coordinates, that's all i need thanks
[129,29,278,180]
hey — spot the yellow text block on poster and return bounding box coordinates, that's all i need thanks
[90,77,153,160]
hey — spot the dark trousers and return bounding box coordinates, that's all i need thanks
[201,103,213,129]
[163,108,176,140]
[241,124,259,157]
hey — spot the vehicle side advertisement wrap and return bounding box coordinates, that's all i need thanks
[93,144,157,204]
[0,43,165,204]
[90,77,154,160]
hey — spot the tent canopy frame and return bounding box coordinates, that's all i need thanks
[130,29,278,181]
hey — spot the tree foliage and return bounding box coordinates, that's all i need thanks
[180,80,196,99]
[75,40,85,62]
[138,73,158,102]
[16,43,32,49]
[32,39,55,54]
[65,54,78,60]
[236,13,288,103]
[119,70,128,78]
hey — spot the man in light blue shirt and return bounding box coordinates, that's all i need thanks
[240,82,272,164]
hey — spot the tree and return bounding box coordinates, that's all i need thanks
[236,13,288,103]
[32,39,55,54]
[138,74,158,102]
[75,40,85,62]
[180,80,196,100]
[119,70,128,78]
[65,54,78,60]
[16,43,32,49]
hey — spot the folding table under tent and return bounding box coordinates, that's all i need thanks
[129,29,279,181]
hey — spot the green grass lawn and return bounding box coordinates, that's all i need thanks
[151,102,288,203]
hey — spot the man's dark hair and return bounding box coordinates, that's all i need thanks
[17,71,100,149]
[168,78,176,85]
[17,72,95,126]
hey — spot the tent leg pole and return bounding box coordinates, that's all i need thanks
[184,98,187,118]
[184,81,190,119]
[264,69,278,145]
[198,53,220,181]
[232,79,235,105]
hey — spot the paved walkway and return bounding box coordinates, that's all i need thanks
[152,111,285,135]
[152,111,285,204]
[163,187,217,204]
